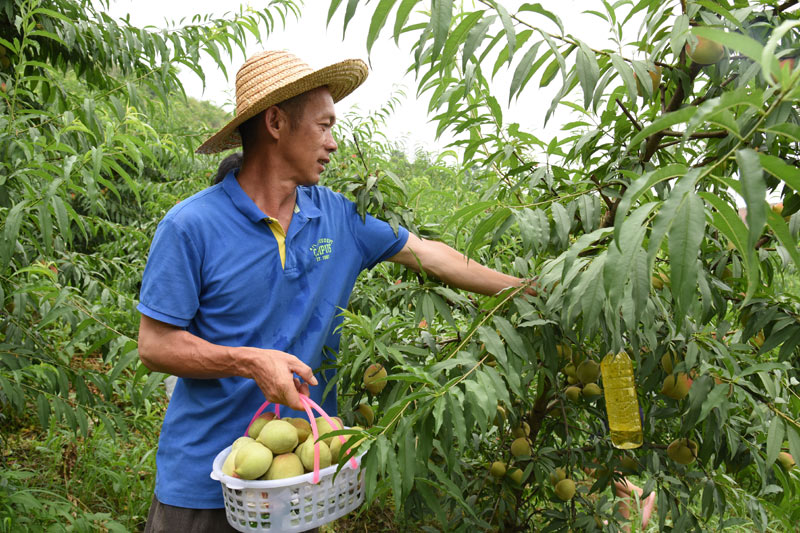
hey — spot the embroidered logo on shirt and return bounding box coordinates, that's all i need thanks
[310,238,333,262]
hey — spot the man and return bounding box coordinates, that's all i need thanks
[137,51,533,532]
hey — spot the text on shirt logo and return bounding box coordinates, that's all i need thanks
[310,238,333,262]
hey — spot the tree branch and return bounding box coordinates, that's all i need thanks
[642,62,703,162]
[590,174,615,209]
[615,98,642,131]
[528,380,553,447]
[661,129,728,139]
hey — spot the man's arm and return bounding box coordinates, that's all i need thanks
[388,233,536,296]
[137,314,317,410]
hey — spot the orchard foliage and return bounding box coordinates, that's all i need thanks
[1,0,799,531]
[326,1,800,531]
[0,0,299,457]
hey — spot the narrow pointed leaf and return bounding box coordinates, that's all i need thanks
[736,149,767,251]
[668,192,705,324]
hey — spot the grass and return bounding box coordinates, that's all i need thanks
[0,398,163,532]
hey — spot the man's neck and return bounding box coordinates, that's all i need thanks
[237,158,297,233]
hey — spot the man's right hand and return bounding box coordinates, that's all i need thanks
[138,315,317,411]
[240,347,317,410]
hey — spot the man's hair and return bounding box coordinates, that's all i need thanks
[213,152,243,185]
[238,90,315,153]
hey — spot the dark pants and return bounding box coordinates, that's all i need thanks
[144,494,319,533]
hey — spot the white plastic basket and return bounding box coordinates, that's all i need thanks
[210,445,365,532]
[209,396,365,532]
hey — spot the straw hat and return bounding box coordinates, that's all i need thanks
[196,51,368,154]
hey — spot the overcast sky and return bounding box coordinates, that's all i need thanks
[106,0,603,156]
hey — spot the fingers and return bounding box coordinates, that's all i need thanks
[288,358,318,386]
[251,349,317,410]
[283,387,304,411]
[297,380,310,398]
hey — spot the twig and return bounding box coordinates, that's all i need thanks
[653,139,683,151]
[777,0,799,13]
[352,133,371,175]
[755,234,772,250]
[590,174,615,210]
[661,129,728,139]
[615,98,642,131]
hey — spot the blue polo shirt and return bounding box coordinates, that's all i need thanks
[137,171,409,508]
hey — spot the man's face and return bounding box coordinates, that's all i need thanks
[278,87,338,187]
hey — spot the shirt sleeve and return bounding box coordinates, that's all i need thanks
[137,217,202,327]
[345,199,410,271]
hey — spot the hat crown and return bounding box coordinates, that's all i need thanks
[235,51,314,116]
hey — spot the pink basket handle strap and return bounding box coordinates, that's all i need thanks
[244,401,280,437]
[300,396,359,472]
[299,396,322,483]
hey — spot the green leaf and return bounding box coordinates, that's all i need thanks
[466,207,511,258]
[699,193,757,291]
[496,2,516,60]
[697,384,728,424]
[430,0,454,62]
[569,252,607,335]
[562,227,613,284]
[509,41,542,102]
[1,200,28,272]
[575,40,599,109]
[367,0,398,55]
[736,149,767,251]
[788,425,800,468]
[393,0,421,44]
[760,20,800,84]
[670,14,690,58]
[604,202,657,304]
[759,153,800,194]
[627,107,698,153]
[493,316,525,359]
[647,169,701,269]
[551,202,570,248]
[610,53,637,102]
[669,192,705,324]
[763,123,800,144]
[342,0,360,37]
[442,11,484,64]
[36,393,50,428]
[477,326,507,368]
[446,392,466,447]
[766,416,785,469]
[766,208,800,272]
[695,1,743,28]
[614,164,688,242]
[538,31,567,84]
[462,15,495,71]
[519,3,563,34]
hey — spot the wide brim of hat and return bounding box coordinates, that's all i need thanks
[196,59,368,155]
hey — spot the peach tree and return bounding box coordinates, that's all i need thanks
[326,1,800,531]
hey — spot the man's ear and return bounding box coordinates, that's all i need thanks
[264,106,286,140]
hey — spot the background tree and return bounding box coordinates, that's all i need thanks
[0,0,299,529]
